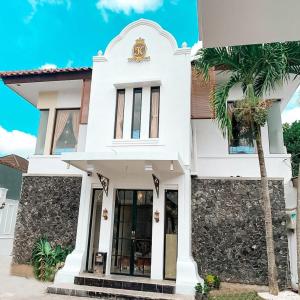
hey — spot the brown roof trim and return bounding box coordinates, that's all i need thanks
[0,154,28,173]
[0,67,92,84]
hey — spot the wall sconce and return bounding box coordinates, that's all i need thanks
[102,208,108,220]
[154,210,160,223]
[170,160,174,171]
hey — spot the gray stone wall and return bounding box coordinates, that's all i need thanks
[192,178,289,288]
[13,175,82,264]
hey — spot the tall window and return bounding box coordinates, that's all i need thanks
[35,110,49,155]
[114,89,125,139]
[52,109,80,155]
[149,87,160,138]
[131,88,142,139]
[228,102,256,154]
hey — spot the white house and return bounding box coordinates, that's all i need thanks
[0,19,298,298]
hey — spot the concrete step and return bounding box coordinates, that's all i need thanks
[74,274,175,294]
[47,283,194,300]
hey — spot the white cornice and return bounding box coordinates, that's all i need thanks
[93,56,108,62]
[174,48,191,55]
[104,19,180,56]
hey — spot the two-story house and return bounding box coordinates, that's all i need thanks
[0,19,298,298]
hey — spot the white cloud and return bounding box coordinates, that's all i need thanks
[39,63,58,70]
[39,59,73,70]
[0,126,36,159]
[66,59,74,68]
[282,107,300,124]
[191,40,203,57]
[96,0,163,18]
[25,0,71,23]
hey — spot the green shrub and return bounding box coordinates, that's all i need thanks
[205,274,221,289]
[31,237,72,281]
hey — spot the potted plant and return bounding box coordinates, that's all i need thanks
[195,282,209,300]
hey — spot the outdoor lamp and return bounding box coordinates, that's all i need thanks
[154,210,160,223]
[102,208,108,220]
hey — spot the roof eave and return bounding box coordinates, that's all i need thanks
[1,70,92,84]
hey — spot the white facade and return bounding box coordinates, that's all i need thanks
[4,19,299,295]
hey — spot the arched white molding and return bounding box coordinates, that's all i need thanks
[104,19,179,57]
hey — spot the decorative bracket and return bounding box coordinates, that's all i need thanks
[152,174,160,198]
[97,172,110,196]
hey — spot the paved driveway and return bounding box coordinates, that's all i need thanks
[0,255,90,300]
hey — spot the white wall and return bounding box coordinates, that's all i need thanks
[27,156,84,175]
[192,119,292,183]
[86,20,191,165]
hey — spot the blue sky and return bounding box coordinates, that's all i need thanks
[0,0,198,156]
[0,0,299,157]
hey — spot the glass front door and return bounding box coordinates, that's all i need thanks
[111,190,153,277]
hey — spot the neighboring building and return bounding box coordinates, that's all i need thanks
[197,0,300,47]
[0,20,298,297]
[0,154,28,255]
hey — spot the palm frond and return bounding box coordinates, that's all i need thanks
[211,74,241,137]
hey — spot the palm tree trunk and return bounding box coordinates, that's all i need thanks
[297,165,300,292]
[255,125,279,295]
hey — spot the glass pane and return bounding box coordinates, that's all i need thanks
[111,190,133,275]
[111,190,152,277]
[131,89,142,139]
[52,109,80,155]
[267,100,285,154]
[35,110,49,155]
[114,90,125,139]
[149,87,160,138]
[228,102,257,154]
[164,190,178,280]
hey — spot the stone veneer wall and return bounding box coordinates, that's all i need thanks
[192,178,289,288]
[13,175,82,264]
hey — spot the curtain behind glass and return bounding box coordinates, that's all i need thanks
[52,109,80,154]
[114,90,125,139]
[149,87,160,138]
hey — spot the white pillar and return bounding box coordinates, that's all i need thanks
[150,187,165,279]
[176,167,201,295]
[55,174,92,283]
[98,184,115,274]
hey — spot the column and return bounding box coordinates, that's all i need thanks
[55,174,92,283]
[176,167,201,295]
[150,187,165,279]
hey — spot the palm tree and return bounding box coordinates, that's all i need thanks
[195,42,300,295]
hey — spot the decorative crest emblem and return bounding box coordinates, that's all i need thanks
[128,38,150,62]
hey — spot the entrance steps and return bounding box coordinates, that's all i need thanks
[47,274,194,300]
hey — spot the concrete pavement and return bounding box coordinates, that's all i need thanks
[0,255,90,300]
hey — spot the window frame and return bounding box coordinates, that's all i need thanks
[227,101,257,155]
[131,88,143,139]
[35,109,50,155]
[149,86,160,139]
[51,107,81,155]
[114,89,126,139]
